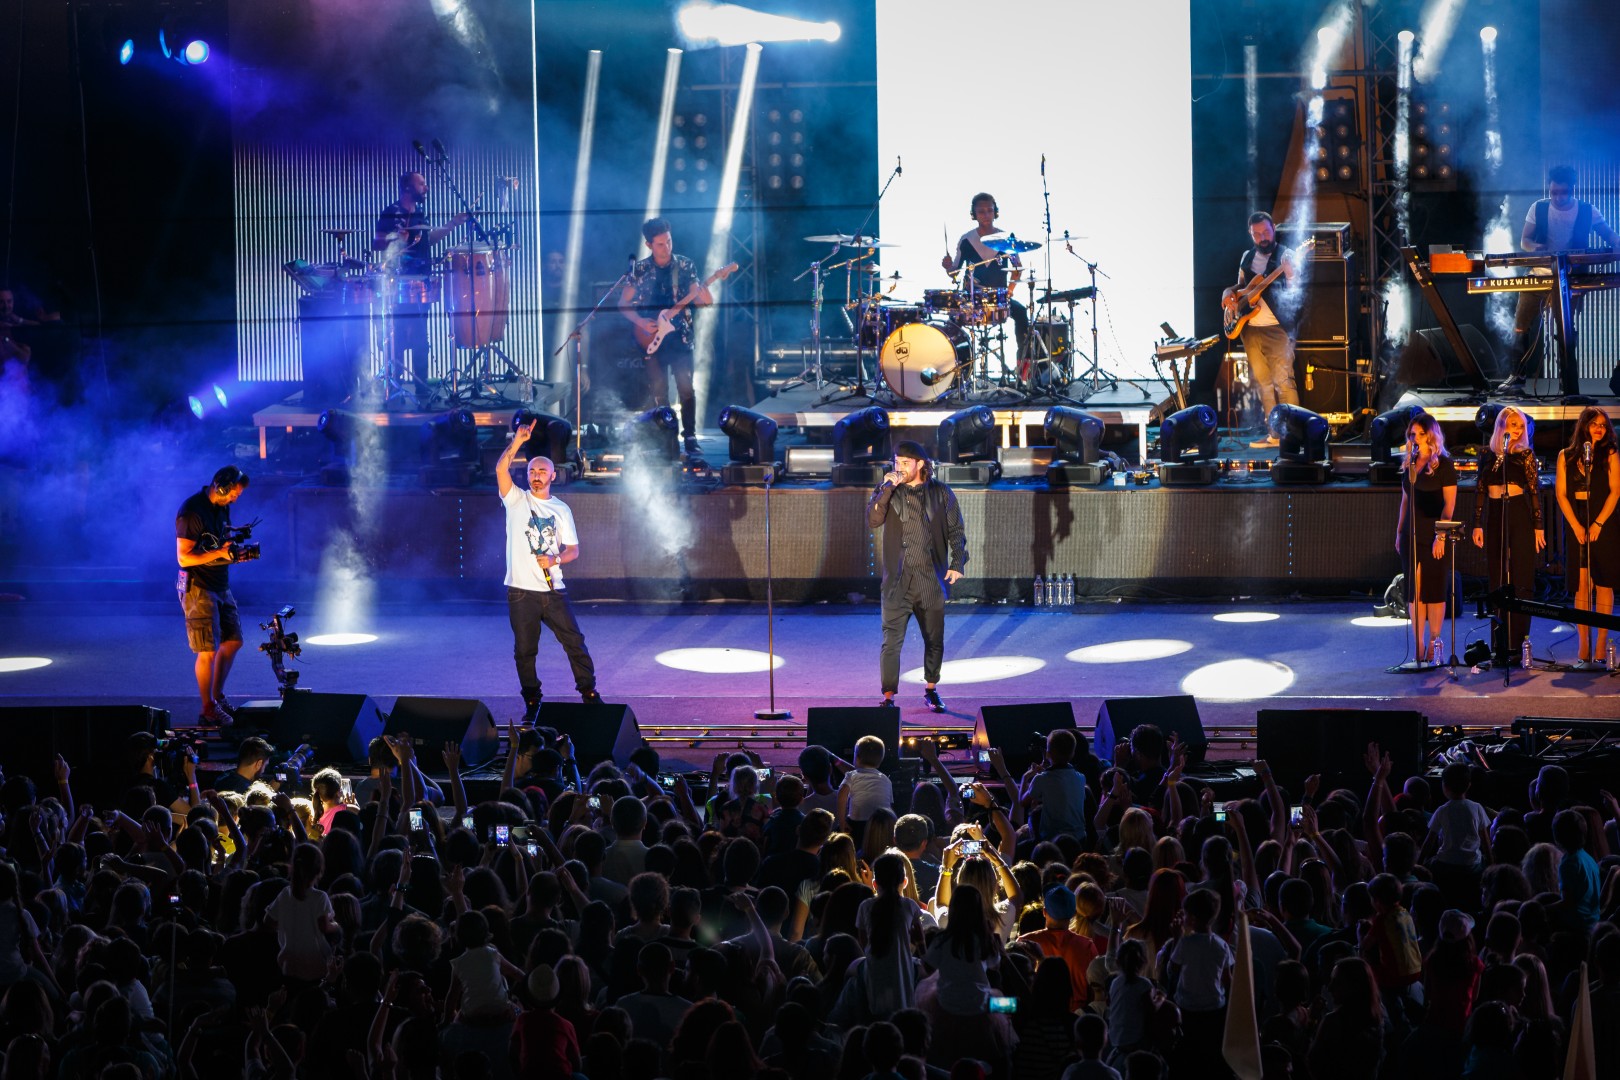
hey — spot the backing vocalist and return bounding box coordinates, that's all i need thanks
[1554,407,1619,668]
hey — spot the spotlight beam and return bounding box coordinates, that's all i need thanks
[642,49,685,237]
[694,41,762,444]
[678,2,840,46]
[559,49,603,376]
[1413,0,1467,85]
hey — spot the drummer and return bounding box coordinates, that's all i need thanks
[373,171,469,398]
[940,191,1030,364]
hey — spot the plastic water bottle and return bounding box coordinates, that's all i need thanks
[1521,638,1533,670]
[1063,573,1075,606]
[1430,638,1442,665]
[1608,641,1617,671]
[1033,575,1045,606]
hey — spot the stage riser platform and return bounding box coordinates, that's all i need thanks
[250,484,1566,600]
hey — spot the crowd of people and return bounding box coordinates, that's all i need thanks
[0,719,1617,1080]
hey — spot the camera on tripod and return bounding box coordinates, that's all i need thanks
[260,604,302,695]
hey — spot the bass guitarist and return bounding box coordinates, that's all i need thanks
[620,217,713,455]
[1222,211,1300,448]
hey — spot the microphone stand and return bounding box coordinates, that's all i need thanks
[554,267,636,469]
[1439,518,1464,679]
[820,159,902,404]
[754,466,790,721]
[1059,240,1118,403]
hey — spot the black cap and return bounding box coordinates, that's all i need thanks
[894,440,928,461]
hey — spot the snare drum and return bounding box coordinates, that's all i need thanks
[954,284,1010,326]
[880,317,972,403]
[856,300,924,348]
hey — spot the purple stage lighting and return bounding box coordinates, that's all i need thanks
[183,40,209,65]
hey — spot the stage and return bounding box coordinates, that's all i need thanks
[1,598,1613,774]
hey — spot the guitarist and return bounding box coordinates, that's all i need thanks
[619,217,713,455]
[1222,211,1300,448]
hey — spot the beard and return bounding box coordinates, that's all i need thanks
[1256,239,1276,253]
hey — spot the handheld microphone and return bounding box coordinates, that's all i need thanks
[629,253,637,274]
[431,138,447,162]
[920,367,941,386]
[412,140,428,160]
[896,156,902,176]
[1584,440,1593,466]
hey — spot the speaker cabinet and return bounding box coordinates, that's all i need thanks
[805,706,902,769]
[0,705,165,808]
[535,702,644,770]
[1291,253,1357,346]
[976,702,1077,776]
[1256,708,1427,794]
[266,692,386,765]
[385,697,499,767]
[1095,696,1208,766]
[1298,345,1355,415]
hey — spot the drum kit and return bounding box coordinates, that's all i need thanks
[797,229,1107,406]
[285,172,522,410]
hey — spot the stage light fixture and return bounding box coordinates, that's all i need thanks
[623,406,680,464]
[1474,401,1506,437]
[212,384,229,408]
[831,406,890,486]
[187,396,205,419]
[1398,29,1415,44]
[1267,403,1331,483]
[1043,406,1107,486]
[1480,26,1498,44]
[182,39,209,65]
[717,404,778,484]
[119,39,135,65]
[933,405,999,486]
[1368,404,1429,483]
[513,410,578,479]
[420,409,481,485]
[1410,99,1456,190]
[1158,405,1220,486]
[677,1,841,46]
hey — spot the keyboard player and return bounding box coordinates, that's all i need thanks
[1502,165,1620,397]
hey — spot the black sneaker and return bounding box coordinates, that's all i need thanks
[684,437,701,455]
[879,696,897,709]
[522,697,543,723]
[581,690,602,704]
[923,688,945,713]
[214,697,240,718]
[198,707,231,728]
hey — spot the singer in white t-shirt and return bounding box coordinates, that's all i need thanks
[497,420,600,720]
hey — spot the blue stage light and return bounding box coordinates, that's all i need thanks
[183,40,209,65]
[213,384,228,408]
[119,39,135,65]
[187,396,205,419]
[158,29,171,59]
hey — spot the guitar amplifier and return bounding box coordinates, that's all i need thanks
[1278,222,1353,259]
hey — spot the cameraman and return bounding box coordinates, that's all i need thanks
[176,465,251,727]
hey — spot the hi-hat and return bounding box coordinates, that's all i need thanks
[981,233,1041,254]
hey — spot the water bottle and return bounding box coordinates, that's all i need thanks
[1033,575,1045,606]
[1063,573,1075,606]
[1521,638,1533,670]
[1430,637,1442,665]
[1608,640,1617,671]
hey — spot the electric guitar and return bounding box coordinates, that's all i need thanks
[634,262,739,355]
[1222,238,1314,340]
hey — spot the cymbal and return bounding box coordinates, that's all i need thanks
[981,233,1041,254]
[804,233,899,248]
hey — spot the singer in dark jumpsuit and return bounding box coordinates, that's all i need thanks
[1472,408,1544,665]
[868,440,968,711]
[1555,407,1620,666]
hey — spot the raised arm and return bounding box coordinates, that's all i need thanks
[495,420,536,499]
[442,743,468,822]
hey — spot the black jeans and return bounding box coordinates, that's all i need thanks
[645,342,698,438]
[879,569,945,693]
[507,587,596,701]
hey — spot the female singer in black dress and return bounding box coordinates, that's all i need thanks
[1471,406,1545,666]
[1395,413,1457,665]
[1554,407,1620,668]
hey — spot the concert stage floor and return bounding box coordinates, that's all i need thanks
[2,599,1612,772]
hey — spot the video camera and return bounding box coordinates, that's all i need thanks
[155,730,202,783]
[259,604,302,695]
[201,518,262,562]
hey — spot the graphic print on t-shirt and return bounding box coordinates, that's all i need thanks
[524,505,562,561]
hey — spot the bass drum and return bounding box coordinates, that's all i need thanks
[880,317,971,403]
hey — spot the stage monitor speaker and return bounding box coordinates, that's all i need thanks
[535,702,644,771]
[385,697,499,767]
[0,705,165,808]
[267,692,385,765]
[1298,345,1354,415]
[1256,708,1427,794]
[976,702,1077,775]
[806,706,902,770]
[1095,695,1208,766]
[1386,325,1497,403]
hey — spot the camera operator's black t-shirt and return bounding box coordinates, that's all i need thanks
[177,487,231,592]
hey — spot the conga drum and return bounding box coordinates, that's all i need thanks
[445,245,509,348]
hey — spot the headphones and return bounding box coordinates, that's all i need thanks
[970,193,999,220]
[212,465,248,495]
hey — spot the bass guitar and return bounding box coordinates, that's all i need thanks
[634,262,739,355]
[1222,238,1314,340]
